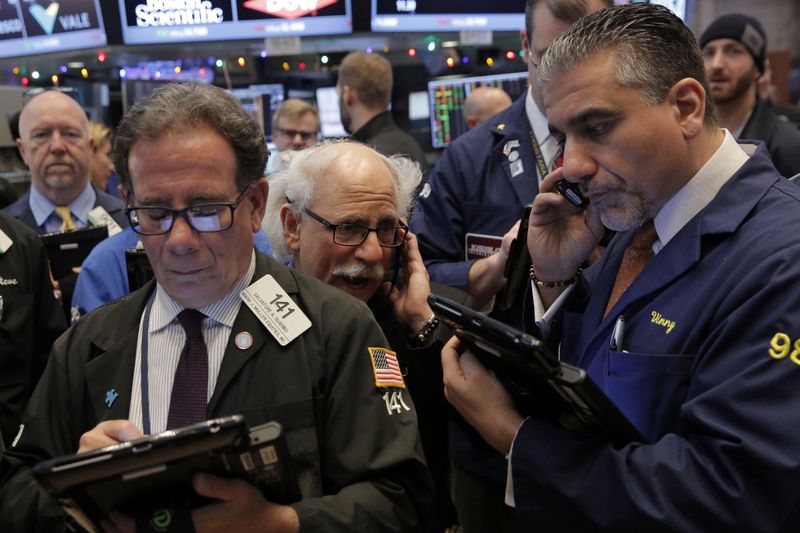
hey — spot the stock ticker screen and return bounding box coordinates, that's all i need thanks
[428,71,528,149]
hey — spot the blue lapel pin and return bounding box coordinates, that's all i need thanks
[105,388,119,408]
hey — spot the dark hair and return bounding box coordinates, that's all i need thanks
[524,0,613,40]
[113,82,267,193]
[539,3,717,124]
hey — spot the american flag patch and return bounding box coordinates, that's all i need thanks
[368,347,405,389]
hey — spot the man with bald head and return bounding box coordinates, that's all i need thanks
[463,87,513,130]
[4,90,127,233]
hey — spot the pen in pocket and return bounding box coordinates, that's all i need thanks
[610,315,626,352]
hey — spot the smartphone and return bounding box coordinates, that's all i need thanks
[555,179,588,208]
[497,204,533,311]
[384,247,406,290]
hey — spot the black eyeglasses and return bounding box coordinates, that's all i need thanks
[275,127,318,141]
[302,207,408,248]
[126,185,253,235]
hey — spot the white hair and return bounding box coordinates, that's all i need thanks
[263,139,421,261]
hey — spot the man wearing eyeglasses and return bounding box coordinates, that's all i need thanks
[267,98,320,175]
[264,140,461,531]
[0,83,433,532]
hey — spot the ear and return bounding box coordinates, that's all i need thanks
[247,179,268,233]
[280,203,302,255]
[520,29,530,56]
[341,85,355,107]
[669,78,706,140]
[467,117,478,130]
[118,185,129,203]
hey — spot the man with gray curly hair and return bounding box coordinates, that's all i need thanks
[265,139,460,530]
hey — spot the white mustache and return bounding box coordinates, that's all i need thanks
[331,262,384,280]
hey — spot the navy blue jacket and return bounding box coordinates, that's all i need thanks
[513,143,800,531]
[411,94,538,289]
[3,184,128,234]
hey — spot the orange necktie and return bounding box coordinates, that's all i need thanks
[604,220,657,318]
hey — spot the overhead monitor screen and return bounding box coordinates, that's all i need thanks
[0,0,107,59]
[371,0,523,32]
[613,0,687,21]
[428,71,527,149]
[315,86,347,139]
[118,0,352,44]
[232,83,285,140]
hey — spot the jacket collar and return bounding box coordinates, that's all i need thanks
[82,252,296,421]
[579,142,780,362]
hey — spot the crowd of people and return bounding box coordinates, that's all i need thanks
[3,2,800,531]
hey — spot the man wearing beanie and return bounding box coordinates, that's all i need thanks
[700,13,800,178]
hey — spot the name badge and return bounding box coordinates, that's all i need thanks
[240,274,311,346]
[0,229,12,254]
[88,206,123,236]
[465,233,503,260]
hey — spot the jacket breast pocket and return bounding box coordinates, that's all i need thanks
[238,397,324,498]
[606,351,694,441]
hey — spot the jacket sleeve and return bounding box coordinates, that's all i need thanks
[509,248,800,531]
[71,243,129,315]
[290,300,435,532]
[410,144,476,290]
[0,328,82,533]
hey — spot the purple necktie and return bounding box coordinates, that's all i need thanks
[166,309,208,429]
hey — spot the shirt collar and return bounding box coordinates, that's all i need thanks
[525,86,550,146]
[29,182,96,227]
[653,129,749,251]
[151,251,258,332]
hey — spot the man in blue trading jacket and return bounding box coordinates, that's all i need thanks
[4,90,127,233]
[411,1,611,530]
[411,0,612,320]
[443,5,800,530]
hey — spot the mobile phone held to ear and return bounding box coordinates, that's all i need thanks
[555,179,588,208]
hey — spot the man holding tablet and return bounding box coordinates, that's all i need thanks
[442,4,800,530]
[0,83,433,532]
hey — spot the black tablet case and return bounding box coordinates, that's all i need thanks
[33,415,300,530]
[429,294,643,446]
[40,226,109,280]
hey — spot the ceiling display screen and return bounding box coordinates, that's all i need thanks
[0,0,107,59]
[370,0,523,32]
[119,0,352,44]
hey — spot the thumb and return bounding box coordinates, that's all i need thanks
[193,472,234,502]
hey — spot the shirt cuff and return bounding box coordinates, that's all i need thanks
[530,279,574,338]
[504,416,529,508]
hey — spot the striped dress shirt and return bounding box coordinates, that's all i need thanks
[128,252,257,434]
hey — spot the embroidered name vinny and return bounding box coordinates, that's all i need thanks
[0,277,19,286]
[651,311,676,334]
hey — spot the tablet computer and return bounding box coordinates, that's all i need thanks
[33,415,300,531]
[40,226,109,280]
[429,294,643,446]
